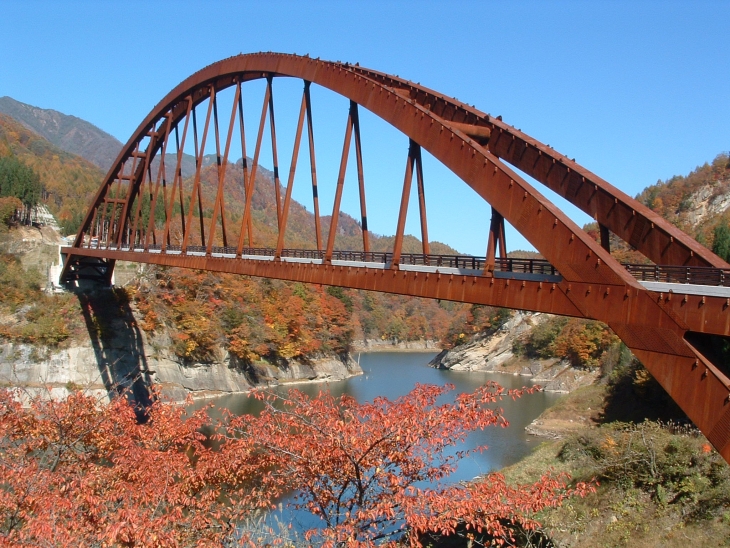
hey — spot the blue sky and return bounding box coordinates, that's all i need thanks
[1,1,728,255]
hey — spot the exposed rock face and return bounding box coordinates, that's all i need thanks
[684,183,730,227]
[0,337,361,404]
[152,352,361,402]
[429,312,539,373]
[429,311,597,393]
[351,339,440,352]
[0,225,62,274]
[531,363,599,394]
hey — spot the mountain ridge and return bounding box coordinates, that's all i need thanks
[0,96,123,172]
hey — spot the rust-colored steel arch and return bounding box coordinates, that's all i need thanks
[61,53,730,461]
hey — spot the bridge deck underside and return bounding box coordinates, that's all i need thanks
[62,247,580,316]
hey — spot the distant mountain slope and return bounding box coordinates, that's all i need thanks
[0,96,122,171]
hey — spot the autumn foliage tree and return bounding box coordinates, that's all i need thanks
[550,319,619,369]
[0,388,257,547]
[0,383,593,547]
[0,196,21,231]
[212,383,593,547]
[514,316,619,370]
[132,269,355,363]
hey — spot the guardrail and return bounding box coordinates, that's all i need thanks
[624,263,730,287]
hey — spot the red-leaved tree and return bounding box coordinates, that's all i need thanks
[0,388,271,547]
[218,383,594,547]
[0,383,593,547]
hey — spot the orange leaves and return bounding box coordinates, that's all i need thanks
[136,269,354,363]
[551,319,619,369]
[516,315,619,370]
[1,383,589,546]
[401,470,595,546]
[219,382,573,547]
[0,389,251,547]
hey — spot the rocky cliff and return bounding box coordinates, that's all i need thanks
[0,334,361,404]
[429,311,598,393]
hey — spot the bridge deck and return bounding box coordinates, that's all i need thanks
[65,245,730,291]
[639,281,730,298]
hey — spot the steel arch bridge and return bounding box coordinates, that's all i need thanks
[60,53,730,461]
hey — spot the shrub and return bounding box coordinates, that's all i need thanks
[558,421,730,517]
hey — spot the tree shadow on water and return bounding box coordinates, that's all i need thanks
[75,285,153,418]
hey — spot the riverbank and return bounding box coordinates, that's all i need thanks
[498,361,730,547]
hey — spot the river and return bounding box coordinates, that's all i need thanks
[201,351,562,482]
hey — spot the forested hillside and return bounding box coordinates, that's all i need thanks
[637,153,730,258]
[638,153,730,234]
[0,113,104,233]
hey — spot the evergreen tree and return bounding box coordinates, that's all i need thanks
[0,156,43,222]
[712,223,730,262]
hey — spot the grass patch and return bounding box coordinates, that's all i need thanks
[537,383,605,423]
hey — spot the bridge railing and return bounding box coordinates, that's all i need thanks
[143,245,561,275]
[267,249,561,276]
[624,263,730,287]
[83,242,730,287]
